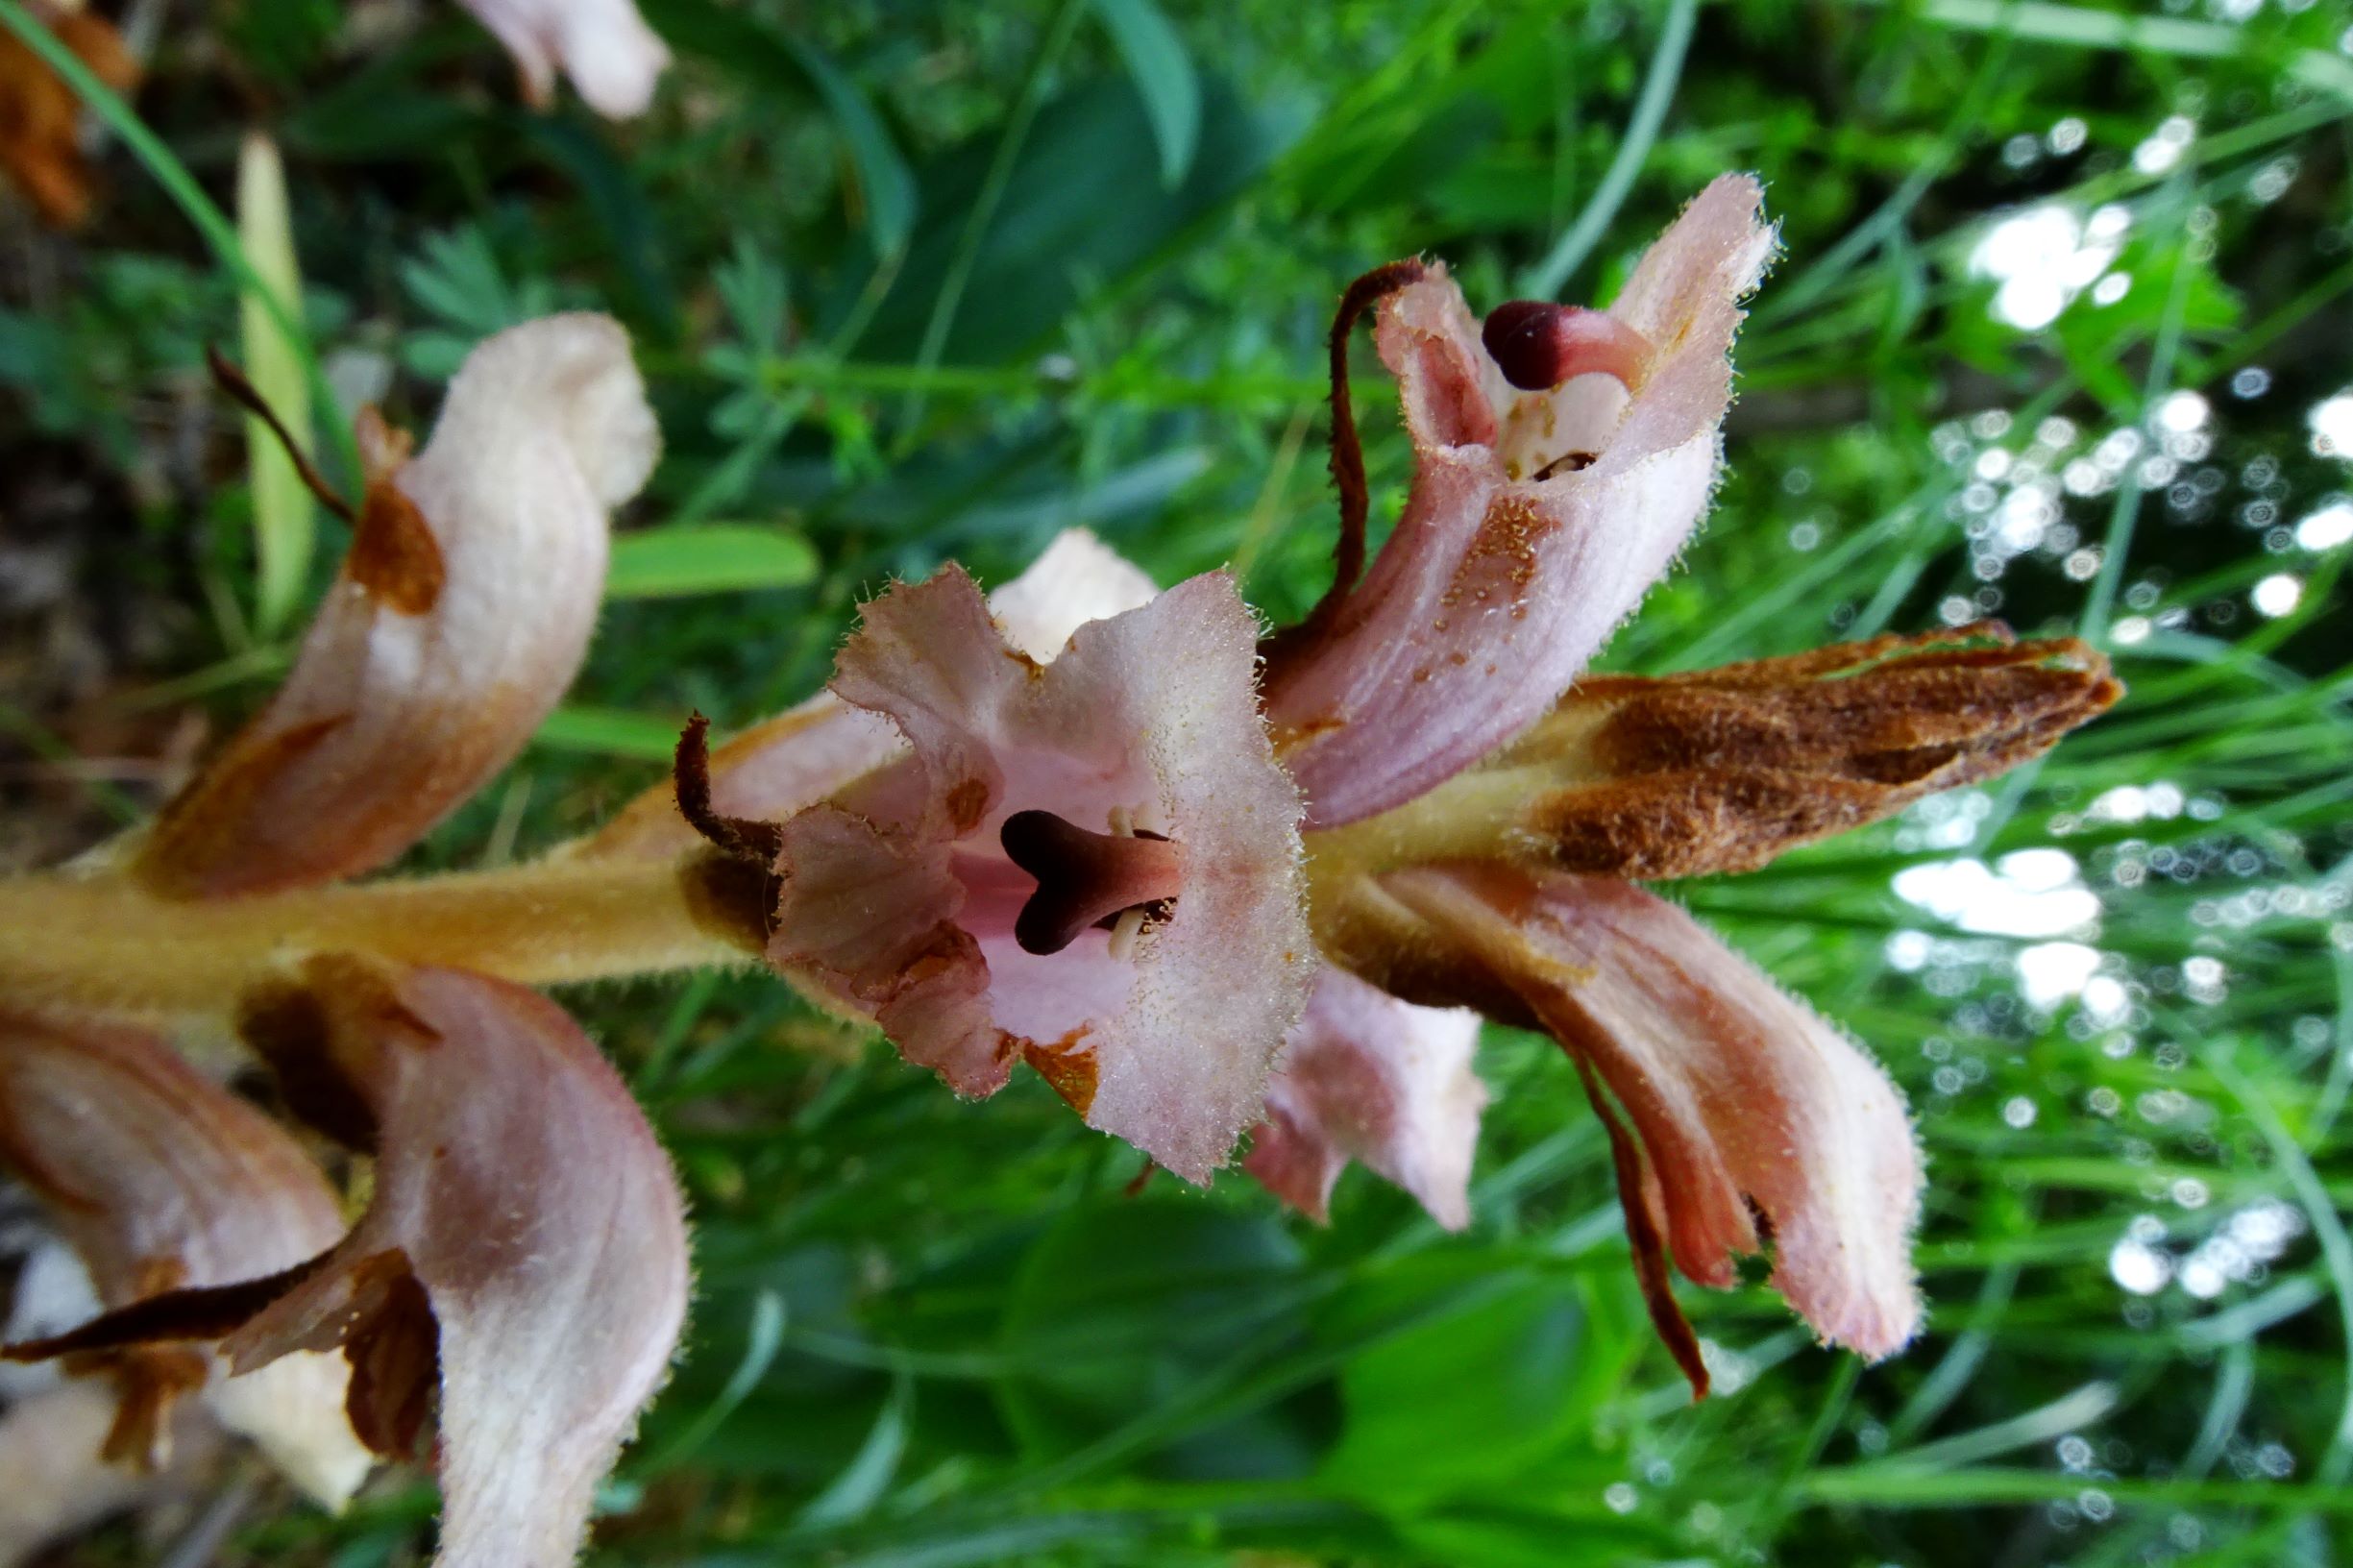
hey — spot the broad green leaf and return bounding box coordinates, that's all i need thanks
[1090,0,1200,187]
[606,524,820,600]
[236,132,315,637]
[785,37,917,257]
[996,1200,1310,1468]
[1323,1272,1639,1502]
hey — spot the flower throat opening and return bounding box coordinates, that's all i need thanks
[999,810,1183,956]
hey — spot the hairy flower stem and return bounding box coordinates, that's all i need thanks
[1298,764,1590,879]
[0,854,749,1020]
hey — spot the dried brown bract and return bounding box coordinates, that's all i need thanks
[1508,625,2122,879]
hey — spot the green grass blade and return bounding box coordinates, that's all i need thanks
[606,524,821,600]
[235,132,315,637]
[535,704,685,761]
[1091,0,1201,189]
[1519,0,1697,299]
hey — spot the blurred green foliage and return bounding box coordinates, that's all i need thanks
[7,0,2353,1563]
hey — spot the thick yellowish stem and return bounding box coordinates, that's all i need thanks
[0,733,1587,1029]
[0,855,748,1021]
[1300,764,1560,879]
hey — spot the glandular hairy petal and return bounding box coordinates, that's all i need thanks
[0,1014,371,1507]
[8,962,690,1568]
[767,565,1311,1184]
[1313,865,1923,1395]
[235,960,689,1568]
[1244,967,1486,1229]
[1264,176,1778,828]
[579,528,1151,865]
[136,316,657,899]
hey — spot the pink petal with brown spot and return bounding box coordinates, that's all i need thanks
[770,565,1311,1183]
[1246,968,1486,1228]
[0,1014,370,1506]
[1266,176,1777,827]
[1372,867,1922,1372]
[138,315,657,898]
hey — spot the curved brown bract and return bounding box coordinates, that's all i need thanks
[0,9,136,230]
[1509,625,2122,879]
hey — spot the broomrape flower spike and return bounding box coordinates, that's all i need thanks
[0,178,2120,1568]
[652,173,2114,1392]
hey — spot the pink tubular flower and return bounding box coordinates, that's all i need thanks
[743,563,1312,1184]
[232,961,691,1568]
[1323,867,1924,1383]
[138,315,658,898]
[587,528,1157,863]
[1263,175,1780,828]
[658,534,1310,1182]
[15,962,689,1568]
[696,176,2118,1389]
